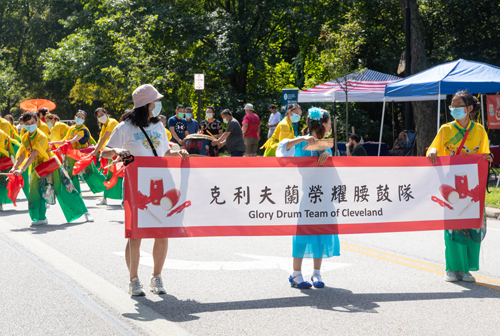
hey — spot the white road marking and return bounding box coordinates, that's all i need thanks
[0,222,190,336]
[113,251,351,272]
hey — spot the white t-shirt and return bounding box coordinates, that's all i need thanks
[268,112,281,131]
[106,120,170,156]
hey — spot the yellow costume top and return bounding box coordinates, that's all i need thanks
[64,124,96,149]
[427,120,490,156]
[20,129,52,167]
[98,117,119,149]
[166,127,172,141]
[261,117,295,156]
[0,117,21,141]
[0,129,20,159]
[48,121,70,142]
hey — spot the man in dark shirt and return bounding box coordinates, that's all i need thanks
[199,106,223,138]
[346,134,367,156]
[211,109,246,156]
[168,104,188,144]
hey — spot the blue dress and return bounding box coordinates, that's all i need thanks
[278,138,340,259]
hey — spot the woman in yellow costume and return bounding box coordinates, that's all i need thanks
[49,110,106,194]
[46,113,69,143]
[0,129,29,210]
[260,104,302,157]
[91,107,121,205]
[10,112,93,225]
[0,116,21,142]
[427,91,492,283]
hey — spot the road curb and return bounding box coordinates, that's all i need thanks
[485,206,500,220]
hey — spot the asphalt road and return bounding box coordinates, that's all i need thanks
[1,185,499,335]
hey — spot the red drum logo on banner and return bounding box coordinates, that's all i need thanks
[123,156,488,239]
[487,95,500,129]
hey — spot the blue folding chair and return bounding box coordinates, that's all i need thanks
[404,131,416,156]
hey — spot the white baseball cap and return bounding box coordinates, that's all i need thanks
[244,103,254,111]
[132,84,164,109]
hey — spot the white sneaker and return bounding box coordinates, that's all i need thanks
[457,271,476,282]
[84,212,94,222]
[445,270,458,282]
[149,274,167,294]
[96,198,107,205]
[129,277,146,296]
[32,219,48,226]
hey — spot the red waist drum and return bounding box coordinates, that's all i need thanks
[182,135,219,157]
[79,145,96,155]
[34,156,62,178]
[0,156,14,171]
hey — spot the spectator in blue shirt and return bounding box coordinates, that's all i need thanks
[185,107,199,134]
[168,104,189,144]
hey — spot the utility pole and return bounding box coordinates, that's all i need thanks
[405,0,412,131]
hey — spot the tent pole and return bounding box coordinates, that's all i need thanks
[378,98,386,156]
[481,94,485,126]
[437,82,441,133]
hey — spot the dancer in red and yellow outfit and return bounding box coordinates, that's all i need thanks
[50,110,106,194]
[91,107,121,205]
[10,112,92,225]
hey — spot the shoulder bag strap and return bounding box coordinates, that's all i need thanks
[455,127,471,155]
[138,125,158,157]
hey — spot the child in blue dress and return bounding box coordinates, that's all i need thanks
[277,107,340,289]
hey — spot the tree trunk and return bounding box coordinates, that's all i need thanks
[399,0,436,156]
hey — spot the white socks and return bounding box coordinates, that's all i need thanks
[292,271,305,283]
[292,270,322,283]
[311,269,322,283]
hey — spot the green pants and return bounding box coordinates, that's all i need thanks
[103,169,123,200]
[445,232,480,272]
[66,157,106,194]
[0,168,29,205]
[28,167,88,222]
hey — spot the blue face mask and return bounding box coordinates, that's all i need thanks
[186,113,192,119]
[19,124,25,130]
[178,113,185,118]
[47,122,53,129]
[26,124,37,133]
[223,118,228,124]
[290,113,301,123]
[450,107,467,120]
[152,101,162,117]
[75,117,84,125]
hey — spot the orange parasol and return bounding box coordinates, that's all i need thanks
[19,99,56,112]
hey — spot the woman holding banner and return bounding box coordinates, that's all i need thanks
[10,112,92,225]
[261,103,302,157]
[427,91,493,283]
[50,110,106,194]
[102,84,188,296]
[277,107,339,289]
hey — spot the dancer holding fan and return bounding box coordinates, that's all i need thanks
[427,91,493,283]
[103,84,188,296]
[50,110,106,194]
[10,112,92,225]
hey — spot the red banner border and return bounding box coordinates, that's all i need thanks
[124,155,488,239]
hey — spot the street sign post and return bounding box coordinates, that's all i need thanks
[195,74,204,122]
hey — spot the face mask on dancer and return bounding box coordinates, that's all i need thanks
[26,124,37,133]
[290,113,301,123]
[75,117,85,126]
[450,107,467,120]
[98,115,108,123]
[47,122,53,129]
[151,102,162,117]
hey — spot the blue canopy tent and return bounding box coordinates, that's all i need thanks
[377,59,500,155]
